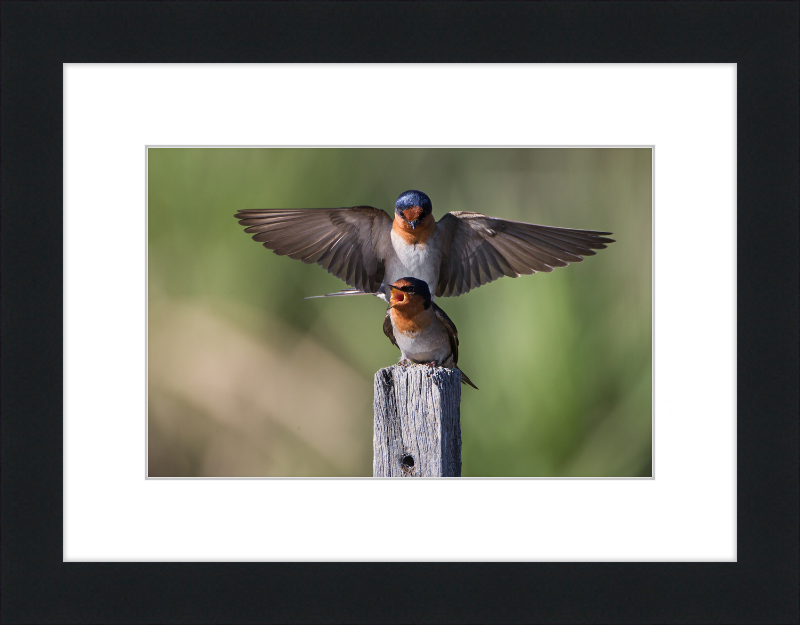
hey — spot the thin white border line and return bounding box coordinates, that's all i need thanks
[652,146,656,479]
[145,146,655,481]
[146,144,657,149]
[145,147,150,481]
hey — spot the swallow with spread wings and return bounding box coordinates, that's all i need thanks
[235,190,614,302]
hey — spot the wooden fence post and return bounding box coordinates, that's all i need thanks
[373,365,462,477]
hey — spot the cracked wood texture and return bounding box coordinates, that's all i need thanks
[373,365,462,477]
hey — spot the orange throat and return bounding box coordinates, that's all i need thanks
[392,213,435,245]
[390,300,431,335]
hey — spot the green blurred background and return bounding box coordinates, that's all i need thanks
[148,148,652,477]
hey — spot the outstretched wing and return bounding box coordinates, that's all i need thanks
[383,309,398,350]
[235,206,393,294]
[435,212,615,297]
[433,303,460,365]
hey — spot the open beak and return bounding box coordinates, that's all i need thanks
[388,287,406,308]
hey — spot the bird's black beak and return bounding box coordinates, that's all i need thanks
[409,220,419,230]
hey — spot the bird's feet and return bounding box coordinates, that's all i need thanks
[424,361,438,367]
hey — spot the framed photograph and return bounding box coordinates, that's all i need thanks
[147,146,651,479]
[3,2,797,623]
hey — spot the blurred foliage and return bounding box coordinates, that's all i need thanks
[148,148,652,477]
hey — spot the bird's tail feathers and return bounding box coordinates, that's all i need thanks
[457,367,479,390]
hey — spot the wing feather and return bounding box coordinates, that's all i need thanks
[383,310,398,350]
[433,304,460,365]
[436,212,614,297]
[270,226,338,253]
[288,232,343,262]
[251,221,336,244]
[305,232,347,266]
[326,238,352,277]
[236,207,393,293]
[497,237,555,272]
[488,238,539,274]
[504,233,570,268]
[474,248,495,284]
[509,230,586,262]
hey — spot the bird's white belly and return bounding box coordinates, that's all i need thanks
[386,230,442,298]
[394,323,451,364]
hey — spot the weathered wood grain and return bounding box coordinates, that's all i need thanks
[373,365,462,477]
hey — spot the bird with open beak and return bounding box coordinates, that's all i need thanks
[384,278,478,389]
[235,189,614,302]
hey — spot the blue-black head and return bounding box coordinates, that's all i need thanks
[389,277,432,309]
[394,190,433,230]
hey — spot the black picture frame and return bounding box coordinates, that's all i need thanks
[2,2,797,623]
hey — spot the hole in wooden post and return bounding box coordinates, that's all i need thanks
[401,455,415,469]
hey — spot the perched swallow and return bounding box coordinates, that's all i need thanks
[383,278,478,390]
[235,190,614,302]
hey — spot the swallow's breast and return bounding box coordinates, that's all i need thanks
[387,229,442,297]
[391,311,451,364]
